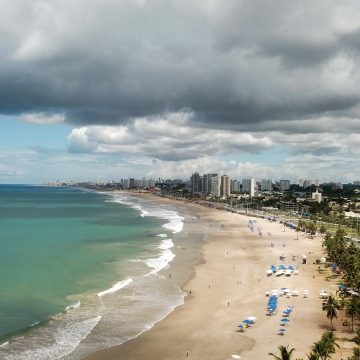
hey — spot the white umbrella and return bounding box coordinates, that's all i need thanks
[246,316,257,322]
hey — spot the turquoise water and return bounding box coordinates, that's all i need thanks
[0,185,165,341]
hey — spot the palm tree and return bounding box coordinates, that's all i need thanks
[349,347,360,360]
[322,295,341,330]
[307,353,319,360]
[269,345,296,360]
[355,328,360,346]
[319,225,327,237]
[308,331,339,360]
[346,298,360,332]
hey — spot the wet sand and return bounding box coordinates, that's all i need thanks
[83,194,334,360]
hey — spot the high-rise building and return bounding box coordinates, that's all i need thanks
[279,179,290,191]
[221,175,231,197]
[210,176,221,197]
[203,173,218,194]
[332,182,343,190]
[242,178,255,197]
[260,179,272,191]
[303,179,311,188]
[190,172,202,194]
[231,179,241,193]
[298,179,305,187]
[129,178,135,189]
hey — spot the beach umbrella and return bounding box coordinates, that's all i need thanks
[281,318,290,322]
[243,319,252,324]
[278,328,286,332]
[246,316,257,322]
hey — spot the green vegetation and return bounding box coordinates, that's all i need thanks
[322,296,341,330]
[269,345,296,360]
[323,230,360,292]
[309,331,339,360]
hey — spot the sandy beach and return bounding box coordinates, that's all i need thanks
[83,194,336,360]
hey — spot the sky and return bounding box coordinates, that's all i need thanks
[0,0,360,184]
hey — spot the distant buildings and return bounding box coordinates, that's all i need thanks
[210,175,221,197]
[242,178,255,197]
[203,173,218,194]
[190,172,202,194]
[279,179,290,191]
[221,175,231,197]
[260,179,272,192]
[332,182,343,190]
[298,179,319,188]
[231,179,241,193]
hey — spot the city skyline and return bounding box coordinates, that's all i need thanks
[0,1,360,183]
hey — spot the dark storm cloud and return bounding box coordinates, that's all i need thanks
[1,0,360,133]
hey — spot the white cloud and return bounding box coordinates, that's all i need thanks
[67,112,273,160]
[20,112,65,124]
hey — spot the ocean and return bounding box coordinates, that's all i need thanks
[0,185,199,359]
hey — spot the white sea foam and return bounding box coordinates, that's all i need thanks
[65,300,81,311]
[145,239,175,276]
[6,316,101,360]
[97,278,133,297]
[0,342,9,348]
[108,195,184,234]
[162,214,184,234]
[158,238,174,250]
[157,233,167,238]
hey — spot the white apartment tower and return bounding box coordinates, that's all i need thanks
[210,176,221,197]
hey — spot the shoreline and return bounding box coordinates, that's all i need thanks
[83,192,337,360]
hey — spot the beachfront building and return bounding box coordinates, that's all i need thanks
[211,176,221,197]
[242,178,255,197]
[221,175,231,197]
[231,179,241,193]
[279,179,290,191]
[123,179,129,189]
[312,190,322,203]
[280,201,299,211]
[203,173,218,194]
[260,179,272,192]
[190,172,202,194]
